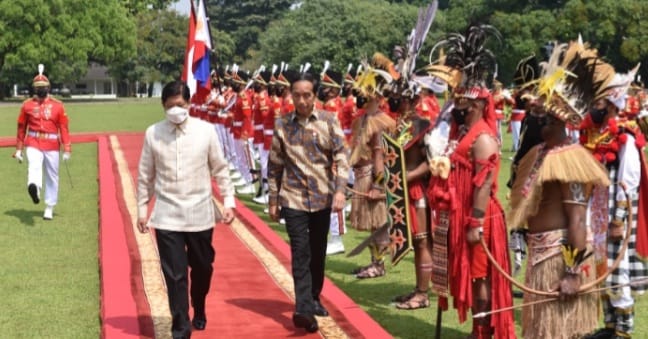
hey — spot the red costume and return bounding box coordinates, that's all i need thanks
[281,95,294,115]
[341,95,357,142]
[232,91,252,140]
[253,90,271,144]
[493,91,514,121]
[429,119,514,338]
[17,96,71,153]
[415,94,440,122]
[264,95,282,150]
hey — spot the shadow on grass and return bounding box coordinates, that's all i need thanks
[5,208,42,226]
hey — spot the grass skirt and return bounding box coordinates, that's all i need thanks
[350,166,388,232]
[522,254,598,339]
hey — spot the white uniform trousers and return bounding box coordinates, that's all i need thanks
[26,146,60,206]
[259,148,269,180]
[214,124,231,161]
[511,120,522,152]
[329,210,346,236]
[233,137,255,184]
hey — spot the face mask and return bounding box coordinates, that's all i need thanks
[590,107,607,124]
[35,88,48,98]
[356,95,367,109]
[165,106,189,125]
[451,108,468,125]
[317,88,328,102]
[388,97,401,112]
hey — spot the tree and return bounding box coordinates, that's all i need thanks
[111,9,187,95]
[206,0,296,63]
[0,0,136,97]
[122,0,174,15]
[257,0,421,75]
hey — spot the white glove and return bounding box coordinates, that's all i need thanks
[13,150,23,163]
[63,152,71,162]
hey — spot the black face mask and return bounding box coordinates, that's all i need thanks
[388,97,401,112]
[35,87,48,98]
[451,107,468,125]
[342,87,351,97]
[317,88,328,102]
[253,85,262,93]
[590,107,608,124]
[355,95,367,109]
[267,86,276,97]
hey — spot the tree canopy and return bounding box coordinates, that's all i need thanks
[2,0,646,97]
[257,0,423,75]
[0,0,136,95]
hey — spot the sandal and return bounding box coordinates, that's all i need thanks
[351,262,375,275]
[355,262,385,279]
[395,291,430,310]
[392,289,417,303]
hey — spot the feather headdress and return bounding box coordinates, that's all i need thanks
[524,40,617,125]
[426,24,501,94]
[353,53,397,97]
[385,1,438,99]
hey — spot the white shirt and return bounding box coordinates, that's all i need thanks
[137,117,235,232]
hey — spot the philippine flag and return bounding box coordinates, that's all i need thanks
[182,0,212,97]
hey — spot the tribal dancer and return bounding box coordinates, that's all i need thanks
[347,53,397,278]
[426,24,515,339]
[508,41,611,339]
[581,61,648,339]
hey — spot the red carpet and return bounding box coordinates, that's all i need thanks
[94,132,392,338]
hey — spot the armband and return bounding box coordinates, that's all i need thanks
[561,245,591,275]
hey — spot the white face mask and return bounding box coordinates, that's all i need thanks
[165,106,189,124]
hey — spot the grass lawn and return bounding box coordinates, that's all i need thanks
[0,99,646,338]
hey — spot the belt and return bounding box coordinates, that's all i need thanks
[28,131,58,139]
[253,125,263,130]
[512,109,525,115]
[232,122,243,127]
[263,130,274,136]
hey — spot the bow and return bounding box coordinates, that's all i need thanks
[482,185,633,297]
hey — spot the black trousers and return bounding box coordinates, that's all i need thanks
[155,228,215,339]
[282,207,331,314]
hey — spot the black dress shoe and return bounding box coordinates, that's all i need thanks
[313,301,329,317]
[28,183,39,204]
[192,315,207,330]
[292,312,318,333]
[584,328,615,339]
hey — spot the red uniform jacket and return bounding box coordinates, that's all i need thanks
[281,95,294,116]
[263,95,283,150]
[341,96,358,142]
[17,96,71,152]
[493,93,515,121]
[253,90,271,144]
[232,91,252,139]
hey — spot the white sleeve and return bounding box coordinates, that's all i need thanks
[616,134,641,202]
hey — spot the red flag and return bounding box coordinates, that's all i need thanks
[181,1,196,86]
